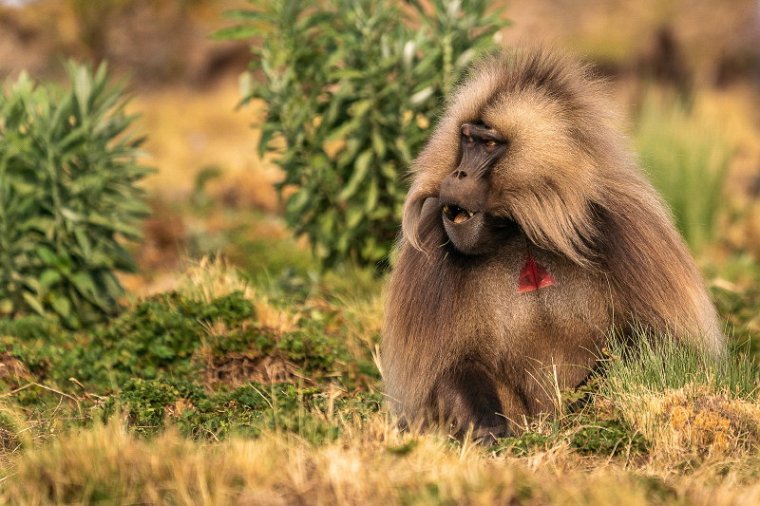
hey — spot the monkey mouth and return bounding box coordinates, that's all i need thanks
[442,204,476,224]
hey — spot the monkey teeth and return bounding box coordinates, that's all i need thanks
[442,204,474,224]
[453,211,471,224]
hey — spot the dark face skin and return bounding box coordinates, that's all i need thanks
[439,123,516,255]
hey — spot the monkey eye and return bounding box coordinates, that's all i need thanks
[485,139,497,151]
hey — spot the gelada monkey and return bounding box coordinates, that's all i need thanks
[382,48,723,439]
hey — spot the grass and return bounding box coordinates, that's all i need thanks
[602,333,758,397]
[635,91,736,254]
[0,421,676,504]
[600,334,760,464]
[2,253,760,504]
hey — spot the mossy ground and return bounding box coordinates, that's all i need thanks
[2,236,760,503]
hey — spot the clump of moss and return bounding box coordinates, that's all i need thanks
[277,328,348,373]
[570,419,648,456]
[2,288,354,391]
[1,278,378,445]
[654,387,760,458]
[115,379,188,433]
[0,317,68,380]
[497,432,552,456]
[495,414,647,458]
[0,291,258,389]
[71,291,256,384]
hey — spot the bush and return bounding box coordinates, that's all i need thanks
[219,0,507,269]
[0,63,151,327]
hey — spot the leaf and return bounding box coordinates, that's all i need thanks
[0,298,13,315]
[39,269,62,288]
[402,40,417,68]
[50,294,71,318]
[366,177,379,212]
[318,209,336,237]
[286,190,311,215]
[455,48,476,70]
[101,271,124,299]
[338,149,373,202]
[380,162,397,179]
[18,217,54,234]
[74,227,93,259]
[446,0,462,19]
[258,122,279,158]
[57,125,88,151]
[346,207,364,229]
[87,215,142,239]
[37,247,57,266]
[409,86,434,106]
[60,207,84,222]
[73,65,92,116]
[21,291,45,316]
[395,137,413,164]
[70,271,97,298]
[223,9,270,22]
[212,25,259,40]
[239,72,254,101]
[371,128,386,158]
[349,99,373,119]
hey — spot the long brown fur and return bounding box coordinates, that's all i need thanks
[382,48,723,438]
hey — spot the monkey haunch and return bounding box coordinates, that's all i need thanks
[381,49,724,440]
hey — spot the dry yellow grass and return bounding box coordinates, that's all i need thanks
[3,413,760,506]
[597,385,760,469]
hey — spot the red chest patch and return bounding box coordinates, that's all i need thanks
[517,254,555,293]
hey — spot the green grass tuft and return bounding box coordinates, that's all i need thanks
[601,332,759,400]
[635,93,735,254]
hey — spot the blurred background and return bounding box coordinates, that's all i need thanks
[1,0,759,300]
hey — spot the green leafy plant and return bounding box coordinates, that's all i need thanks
[0,63,152,327]
[218,0,507,269]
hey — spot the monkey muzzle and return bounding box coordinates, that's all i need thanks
[439,169,491,255]
[441,204,488,255]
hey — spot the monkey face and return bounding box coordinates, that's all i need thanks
[403,52,616,266]
[439,122,518,255]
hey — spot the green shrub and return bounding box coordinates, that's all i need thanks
[0,63,151,327]
[219,0,507,269]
